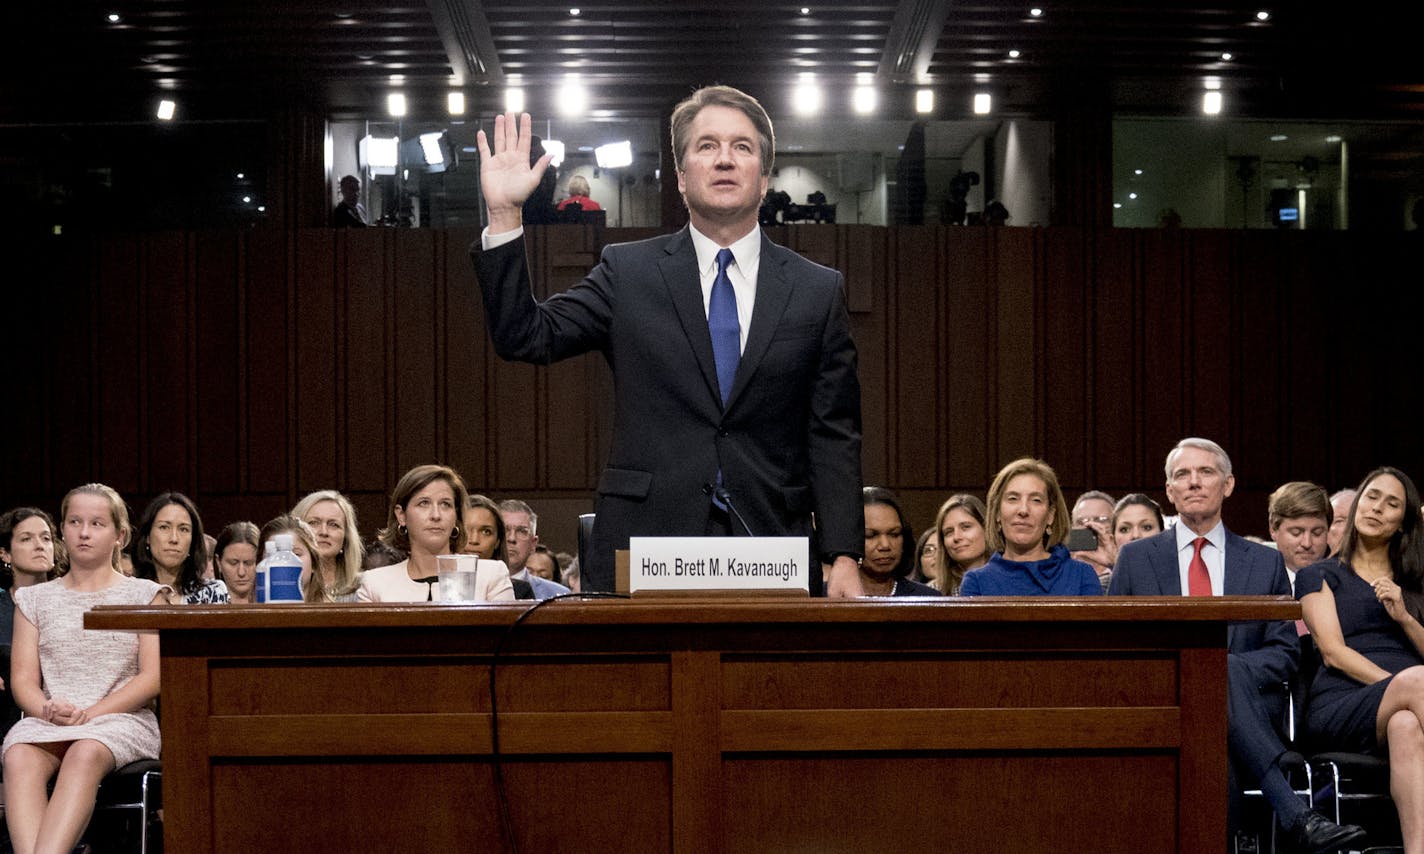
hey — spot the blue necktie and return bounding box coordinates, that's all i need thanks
[709,248,740,405]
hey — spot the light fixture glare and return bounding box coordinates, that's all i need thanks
[156,99,176,120]
[387,92,407,117]
[1202,90,1223,115]
[915,89,934,114]
[973,92,992,114]
[447,91,465,115]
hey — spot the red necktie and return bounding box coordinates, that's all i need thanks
[1188,536,1212,596]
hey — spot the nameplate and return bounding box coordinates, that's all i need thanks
[626,537,810,594]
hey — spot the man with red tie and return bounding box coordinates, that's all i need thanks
[1110,438,1364,852]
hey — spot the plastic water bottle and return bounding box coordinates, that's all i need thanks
[255,540,276,604]
[267,534,304,604]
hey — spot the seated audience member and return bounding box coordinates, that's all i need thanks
[1111,438,1362,852]
[258,516,321,599]
[911,529,938,585]
[1267,481,1332,593]
[526,545,562,585]
[202,533,218,579]
[932,494,989,594]
[1071,490,1118,589]
[463,494,533,599]
[359,465,514,603]
[132,492,228,604]
[556,175,603,212]
[1297,467,1424,852]
[1328,488,1358,556]
[1,508,61,735]
[860,487,940,597]
[960,460,1101,596]
[1112,493,1164,548]
[561,557,582,594]
[362,538,405,571]
[293,490,364,603]
[2,484,166,854]
[498,499,569,600]
[213,521,261,604]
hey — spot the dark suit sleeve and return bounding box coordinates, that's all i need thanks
[470,235,613,364]
[1107,548,1137,595]
[1233,549,1299,686]
[806,273,863,560]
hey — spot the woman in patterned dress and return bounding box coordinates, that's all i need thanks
[2,484,166,854]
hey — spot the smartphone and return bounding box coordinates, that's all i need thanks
[1066,527,1098,551]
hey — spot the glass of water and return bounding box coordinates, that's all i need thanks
[436,554,480,602]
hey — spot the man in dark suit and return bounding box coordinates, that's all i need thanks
[470,86,864,597]
[1110,438,1363,852]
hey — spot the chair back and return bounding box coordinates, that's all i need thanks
[577,513,595,574]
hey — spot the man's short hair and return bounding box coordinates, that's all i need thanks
[1269,481,1332,531]
[498,498,538,535]
[669,85,775,177]
[1164,437,1233,480]
[1073,490,1117,513]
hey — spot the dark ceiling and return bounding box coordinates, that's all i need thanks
[8,0,1422,125]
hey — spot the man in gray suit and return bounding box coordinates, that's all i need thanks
[471,86,864,596]
[1110,438,1363,852]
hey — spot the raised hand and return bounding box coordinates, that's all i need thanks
[476,112,553,233]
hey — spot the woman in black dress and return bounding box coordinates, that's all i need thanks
[1296,466,1424,852]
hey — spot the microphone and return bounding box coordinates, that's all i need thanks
[714,486,757,537]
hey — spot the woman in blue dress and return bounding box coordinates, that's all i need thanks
[1296,466,1424,853]
[959,458,1101,597]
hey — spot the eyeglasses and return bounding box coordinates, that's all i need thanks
[1074,515,1110,527]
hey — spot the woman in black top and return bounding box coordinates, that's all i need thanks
[860,487,940,597]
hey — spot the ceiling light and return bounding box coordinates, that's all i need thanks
[156,99,176,120]
[107,12,121,23]
[1008,49,1020,58]
[792,76,822,116]
[557,76,588,116]
[800,6,811,14]
[1255,10,1270,21]
[1325,134,1342,143]
[236,172,245,179]
[1029,7,1043,17]
[1134,169,1143,175]
[973,92,992,115]
[595,140,633,169]
[541,139,566,167]
[361,136,399,174]
[1269,134,1288,141]
[915,89,934,114]
[1202,91,1222,115]
[505,87,525,114]
[852,85,876,115]
[447,91,465,115]
[1128,192,1137,200]
[387,92,407,117]
[1203,77,1222,90]
[242,196,252,204]
[257,206,266,213]
[1113,203,1122,209]
[1220,52,1233,61]
[569,8,580,15]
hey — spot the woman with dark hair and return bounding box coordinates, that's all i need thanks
[213,521,261,604]
[1297,466,1424,851]
[910,529,938,585]
[959,458,1101,597]
[2,508,61,734]
[1112,493,1165,547]
[132,492,228,604]
[463,493,509,564]
[357,465,514,603]
[932,494,989,594]
[860,487,940,597]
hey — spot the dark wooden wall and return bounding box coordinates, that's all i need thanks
[5,225,1419,553]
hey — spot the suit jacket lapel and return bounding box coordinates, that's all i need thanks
[725,233,793,411]
[1153,533,1183,595]
[659,228,723,408]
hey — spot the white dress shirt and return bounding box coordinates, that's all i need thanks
[1175,520,1226,596]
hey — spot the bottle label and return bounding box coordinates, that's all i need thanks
[269,563,303,602]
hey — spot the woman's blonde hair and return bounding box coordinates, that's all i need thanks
[292,490,364,598]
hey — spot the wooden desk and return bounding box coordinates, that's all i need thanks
[88,597,1298,853]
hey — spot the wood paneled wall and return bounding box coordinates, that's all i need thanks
[4,225,1419,551]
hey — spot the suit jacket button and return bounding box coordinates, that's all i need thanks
[718,429,729,438]
[702,483,714,495]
